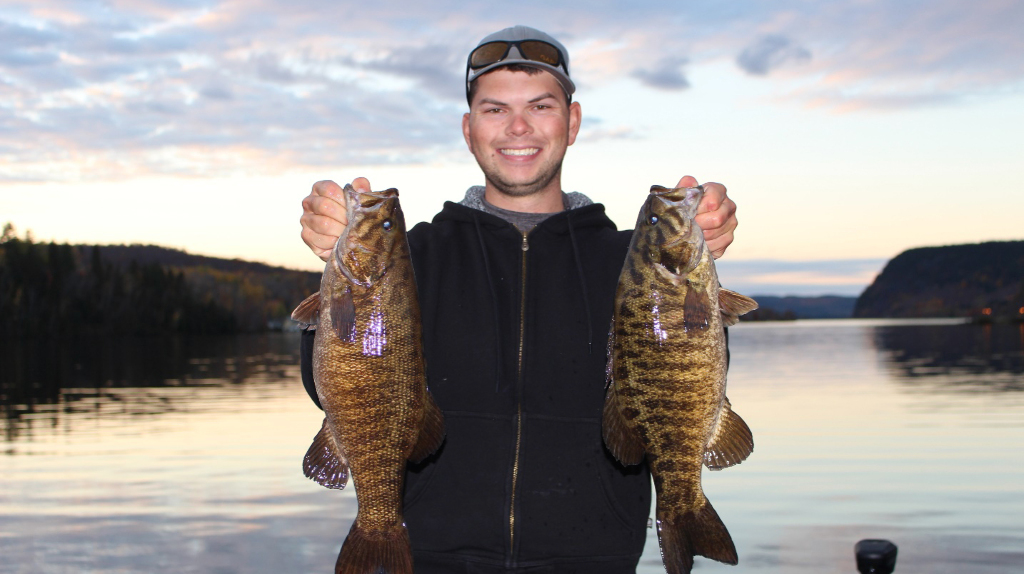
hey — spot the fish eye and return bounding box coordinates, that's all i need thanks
[382,219,393,231]
[647,215,659,225]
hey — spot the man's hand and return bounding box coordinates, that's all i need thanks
[676,175,737,259]
[300,177,370,261]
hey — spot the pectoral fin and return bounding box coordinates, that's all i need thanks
[683,283,712,332]
[303,418,349,489]
[703,396,754,470]
[331,286,357,342]
[719,288,758,327]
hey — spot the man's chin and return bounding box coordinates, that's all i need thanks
[485,169,562,198]
[491,183,544,197]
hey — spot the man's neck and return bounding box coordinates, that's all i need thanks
[483,183,565,214]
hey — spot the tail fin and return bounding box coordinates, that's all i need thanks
[657,499,737,574]
[335,521,413,574]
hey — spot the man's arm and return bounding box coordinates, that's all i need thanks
[675,175,738,259]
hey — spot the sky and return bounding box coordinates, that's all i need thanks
[2,0,1022,296]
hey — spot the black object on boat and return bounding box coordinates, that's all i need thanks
[855,539,898,573]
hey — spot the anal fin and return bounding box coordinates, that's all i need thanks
[408,390,445,463]
[602,383,646,466]
[703,396,754,470]
[303,418,349,489]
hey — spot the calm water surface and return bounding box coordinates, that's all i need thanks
[1,321,1022,573]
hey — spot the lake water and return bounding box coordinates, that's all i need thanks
[1,320,1022,573]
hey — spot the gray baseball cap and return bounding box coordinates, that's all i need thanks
[466,25,575,103]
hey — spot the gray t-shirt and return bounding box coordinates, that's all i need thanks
[458,186,594,233]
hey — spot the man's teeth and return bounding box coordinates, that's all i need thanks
[501,148,539,156]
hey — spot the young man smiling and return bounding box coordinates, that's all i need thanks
[462,64,581,212]
[298,25,738,573]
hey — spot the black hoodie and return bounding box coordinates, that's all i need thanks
[301,198,651,573]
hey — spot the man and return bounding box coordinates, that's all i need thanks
[298,25,738,573]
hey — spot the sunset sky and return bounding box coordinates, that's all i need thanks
[2,0,1021,296]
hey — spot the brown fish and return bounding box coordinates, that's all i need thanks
[291,185,444,574]
[602,185,758,574]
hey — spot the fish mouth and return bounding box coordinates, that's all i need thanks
[650,184,704,218]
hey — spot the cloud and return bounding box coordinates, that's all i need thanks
[353,44,465,102]
[716,259,887,296]
[1,0,1022,181]
[631,56,690,90]
[736,35,811,76]
[0,20,60,47]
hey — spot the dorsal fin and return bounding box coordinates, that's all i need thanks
[291,292,321,327]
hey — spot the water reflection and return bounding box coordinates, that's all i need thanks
[3,324,1023,573]
[874,322,1024,394]
[0,333,303,442]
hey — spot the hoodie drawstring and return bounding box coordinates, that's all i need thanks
[566,211,594,355]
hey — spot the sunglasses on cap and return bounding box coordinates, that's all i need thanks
[468,39,566,71]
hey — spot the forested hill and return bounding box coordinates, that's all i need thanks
[742,296,857,321]
[95,244,304,276]
[1,228,321,336]
[853,240,1024,319]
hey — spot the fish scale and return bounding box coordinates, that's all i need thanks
[603,185,758,574]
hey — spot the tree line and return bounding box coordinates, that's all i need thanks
[854,240,1024,319]
[1,223,321,337]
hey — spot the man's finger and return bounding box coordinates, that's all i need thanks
[300,209,345,237]
[675,175,698,189]
[351,177,371,193]
[306,195,348,225]
[299,226,337,262]
[312,179,345,199]
[696,182,728,214]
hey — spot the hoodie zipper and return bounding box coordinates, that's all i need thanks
[508,230,529,564]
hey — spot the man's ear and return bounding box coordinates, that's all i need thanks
[567,101,582,146]
[462,112,472,151]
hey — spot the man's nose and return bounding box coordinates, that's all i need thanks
[507,110,532,136]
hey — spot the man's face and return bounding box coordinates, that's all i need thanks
[463,68,581,199]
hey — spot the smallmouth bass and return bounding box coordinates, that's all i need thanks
[292,184,444,574]
[603,185,758,574]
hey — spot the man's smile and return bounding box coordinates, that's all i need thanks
[499,147,540,157]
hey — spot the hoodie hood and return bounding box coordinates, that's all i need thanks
[435,187,618,235]
[458,186,595,212]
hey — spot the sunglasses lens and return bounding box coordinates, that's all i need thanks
[470,42,510,68]
[519,41,561,67]
[469,40,564,70]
